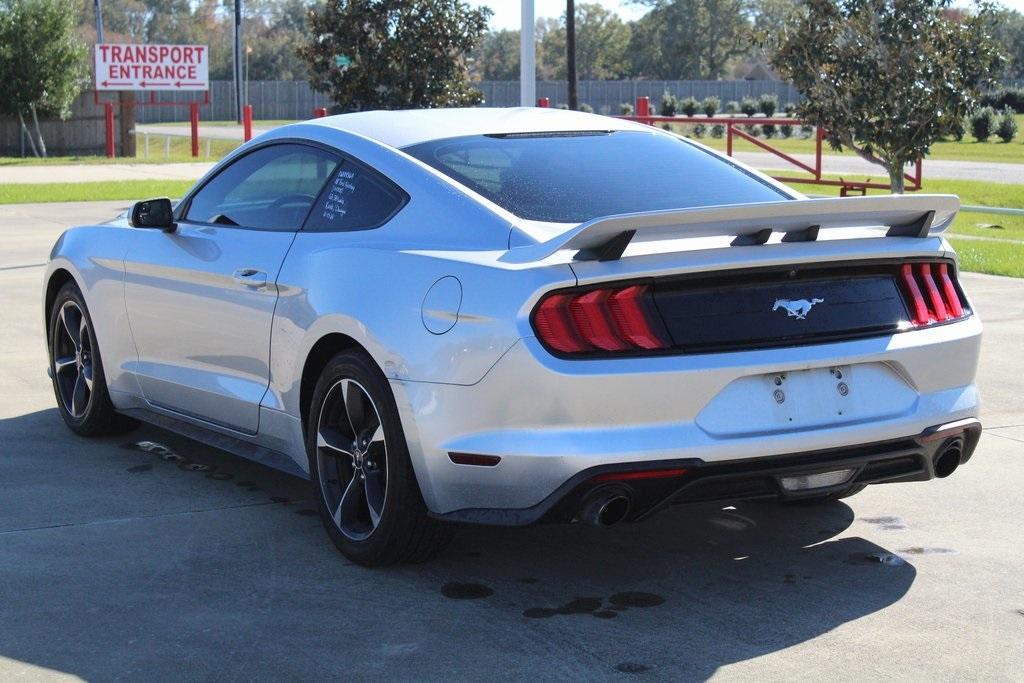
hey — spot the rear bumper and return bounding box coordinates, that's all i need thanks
[431,419,980,526]
[392,315,982,519]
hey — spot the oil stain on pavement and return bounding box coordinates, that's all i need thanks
[522,592,665,619]
[441,582,494,599]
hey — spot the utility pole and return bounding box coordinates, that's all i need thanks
[234,0,243,123]
[94,0,104,42]
[520,0,535,106]
[566,0,577,110]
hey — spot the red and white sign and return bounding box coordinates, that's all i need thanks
[94,43,209,91]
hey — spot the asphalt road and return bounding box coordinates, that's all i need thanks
[2,201,1022,681]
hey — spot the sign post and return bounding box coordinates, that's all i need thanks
[94,43,210,157]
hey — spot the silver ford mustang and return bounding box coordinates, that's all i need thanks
[43,108,982,565]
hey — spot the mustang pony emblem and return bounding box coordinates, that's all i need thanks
[773,298,824,320]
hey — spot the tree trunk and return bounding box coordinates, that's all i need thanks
[30,105,47,158]
[888,162,905,194]
[18,112,40,158]
[120,91,137,157]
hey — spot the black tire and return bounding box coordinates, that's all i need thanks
[48,282,137,436]
[306,350,454,566]
[782,484,867,506]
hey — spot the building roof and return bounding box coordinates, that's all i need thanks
[304,107,648,149]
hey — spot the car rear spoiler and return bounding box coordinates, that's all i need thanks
[499,194,959,264]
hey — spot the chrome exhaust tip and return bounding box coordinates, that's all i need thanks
[933,437,964,479]
[581,490,631,527]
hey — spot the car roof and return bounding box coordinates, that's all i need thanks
[304,107,651,149]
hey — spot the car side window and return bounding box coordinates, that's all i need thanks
[185,144,340,230]
[303,160,406,232]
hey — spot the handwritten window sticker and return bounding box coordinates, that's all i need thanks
[320,167,361,224]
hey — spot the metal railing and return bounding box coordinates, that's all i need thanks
[610,97,923,194]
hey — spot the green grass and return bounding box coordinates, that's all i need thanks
[132,134,241,162]
[949,238,1024,278]
[949,212,1024,241]
[679,114,1024,164]
[0,180,193,204]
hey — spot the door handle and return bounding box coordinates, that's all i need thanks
[232,268,268,289]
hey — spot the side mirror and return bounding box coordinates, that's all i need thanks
[129,197,176,231]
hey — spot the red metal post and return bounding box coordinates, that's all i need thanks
[243,104,253,142]
[104,103,115,158]
[814,127,824,181]
[726,122,733,157]
[190,102,200,158]
[537,97,549,108]
[635,96,650,124]
[314,107,327,118]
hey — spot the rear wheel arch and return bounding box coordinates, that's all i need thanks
[300,333,377,438]
[44,268,76,326]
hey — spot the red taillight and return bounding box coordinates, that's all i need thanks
[936,263,964,318]
[898,261,967,328]
[534,294,591,353]
[568,289,629,351]
[919,263,949,321]
[533,284,669,355]
[607,285,667,350]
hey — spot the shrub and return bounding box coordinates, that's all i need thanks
[970,107,996,141]
[619,102,634,116]
[783,102,797,115]
[724,100,739,114]
[744,123,761,136]
[556,103,569,110]
[780,123,793,138]
[578,103,594,113]
[711,123,725,138]
[980,87,1024,114]
[996,107,1018,143]
[800,124,814,138]
[762,123,777,138]
[701,96,720,117]
[679,96,699,117]
[740,96,758,117]
[660,90,678,116]
[692,123,707,138]
[758,94,778,117]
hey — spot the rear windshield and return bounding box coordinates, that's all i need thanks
[403,130,789,223]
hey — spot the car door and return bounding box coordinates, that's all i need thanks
[123,142,340,433]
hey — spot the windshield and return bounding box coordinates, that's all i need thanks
[403,130,790,223]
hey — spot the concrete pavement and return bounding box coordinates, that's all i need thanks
[0,162,215,185]
[1,201,1022,680]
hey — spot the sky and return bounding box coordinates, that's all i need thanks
[471,0,1024,31]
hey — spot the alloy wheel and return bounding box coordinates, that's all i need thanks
[315,379,389,541]
[53,301,94,419]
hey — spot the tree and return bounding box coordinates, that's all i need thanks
[470,29,521,81]
[299,0,490,111]
[539,3,631,80]
[628,0,752,80]
[772,0,1003,193]
[985,8,1024,78]
[748,0,801,62]
[0,0,89,157]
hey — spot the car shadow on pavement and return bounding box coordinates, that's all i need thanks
[0,409,916,680]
